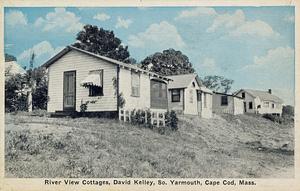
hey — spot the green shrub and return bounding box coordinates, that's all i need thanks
[165,110,178,131]
[262,114,283,124]
[5,74,28,112]
[128,109,178,131]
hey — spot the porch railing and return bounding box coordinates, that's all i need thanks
[119,108,165,127]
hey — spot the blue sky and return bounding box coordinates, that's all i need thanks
[4,6,295,105]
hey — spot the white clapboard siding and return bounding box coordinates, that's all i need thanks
[183,78,200,115]
[119,69,151,110]
[47,50,117,112]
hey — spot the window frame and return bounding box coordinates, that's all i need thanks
[221,95,228,106]
[264,101,269,108]
[88,69,104,97]
[242,92,245,98]
[171,89,181,102]
[131,71,140,97]
[204,93,207,108]
[249,102,253,109]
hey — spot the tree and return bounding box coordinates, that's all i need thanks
[73,24,133,63]
[5,53,17,62]
[5,74,28,112]
[201,75,234,93]
[140,49,195,76]
[30,67,48,110]
[282,105,294,117]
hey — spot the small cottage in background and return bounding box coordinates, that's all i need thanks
[234,89,283,116]
[5,61,26,77]
[212,92,244,115]
[167,73,212,118]
[43,46,171,115]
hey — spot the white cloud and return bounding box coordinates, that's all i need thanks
[128,21,185,49]
[284,14,294,23]
[242,46,294,72]
[207,10,245,32]
[5,10,28,27]
[206,9,278,38]
[202,58,216,68]
[175,7,216,20]
[230,20,279,37]
[34,8,83,33]
[93,13,110,21]
[240,46,294,105]
[18,41,64,63]
[199,57,221,75]
[115,17,132,29]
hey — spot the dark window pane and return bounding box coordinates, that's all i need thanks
[221,96,228,106]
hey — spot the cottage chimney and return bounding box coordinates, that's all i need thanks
[268,89,272,94]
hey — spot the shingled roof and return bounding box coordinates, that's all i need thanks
[5,61,26,76]
[42,45,172,81]
[239,89,283,103]
[168,73,212,93]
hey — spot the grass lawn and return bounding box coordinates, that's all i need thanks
[5,111,294,178]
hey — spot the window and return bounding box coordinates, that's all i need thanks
[171,89,180,102]
[249,102,253,109]
[264,101,269,107]
[221,96,228,106]
[131,71,140,97]
[86,70,103,97]
[189,89,193,103]
[197,92,202,101]
[272,103,275,108]
[192,82,195,87]
[152,80,167,99]
[89,86,103,96]
[204,93,207,108]
[242,92,245,98]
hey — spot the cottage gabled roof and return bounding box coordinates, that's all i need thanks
[5,61,26,76]
[42,45,172,81]
[213,91,243,99]
[237,89,283,103]
[168,73,198,89]
[168,73,212,93]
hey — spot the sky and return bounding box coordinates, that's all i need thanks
[4,6,295,105]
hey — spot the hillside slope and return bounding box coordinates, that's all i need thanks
[5,113,294,178]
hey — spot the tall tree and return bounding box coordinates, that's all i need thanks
[73,24,132,63]
[201,75,234,93]
[5,53,17,62]
[140,49,195,76]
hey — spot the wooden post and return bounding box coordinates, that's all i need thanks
[162,112,165,127]
[129,110,131,122]
[124,110,126,122]
[151,112,153,125]
[27,89,32,112]
[156,112,159,127]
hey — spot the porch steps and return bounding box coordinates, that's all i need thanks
[50,111,78,118]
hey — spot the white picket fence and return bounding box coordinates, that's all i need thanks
[213,108,234,115]
[119,108,165,127]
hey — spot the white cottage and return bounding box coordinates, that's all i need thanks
[5,61,26,77]
[212,92,244,115]
[43,46,171,115]
[167,73,212,118]
[234,89,283,116]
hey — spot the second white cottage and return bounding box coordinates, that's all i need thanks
[167,73,213,118]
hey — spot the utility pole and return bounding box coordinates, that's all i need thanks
[27,51,36,112]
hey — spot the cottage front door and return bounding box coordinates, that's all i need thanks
[243,102,247,113]
[63,71,76,111]
[197,91,202,116]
